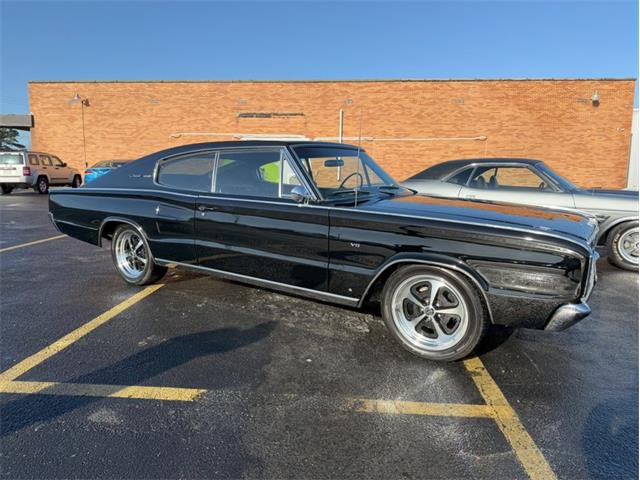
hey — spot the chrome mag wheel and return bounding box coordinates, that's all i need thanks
[391,274,469,352]
[618,227,639,266]
[114,230,147,280]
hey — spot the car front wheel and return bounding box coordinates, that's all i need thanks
[71,175,82,188]
[1,185,13,194]
[111,225,167,285]
[608,221,639,271]
[381,265,488,361]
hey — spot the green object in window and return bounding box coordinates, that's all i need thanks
[260,161,280,183]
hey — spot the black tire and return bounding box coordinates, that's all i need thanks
[71,175,82,188]
[607,221,639,271]
[1,185,13,195]
[110,224,167,285]
[381,265,488,361]
[36,176,49,194]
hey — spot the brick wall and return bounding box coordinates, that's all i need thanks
[29,79,635,188]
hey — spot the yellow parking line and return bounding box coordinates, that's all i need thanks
[0,234,66,253]
[463,357,557,480]
[0,380,206,402]
[344,398,495,418]
[0,284,165,383]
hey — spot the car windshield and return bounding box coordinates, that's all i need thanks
[293,146,398,199]
[537,162,578,191]
[92,161,112,168]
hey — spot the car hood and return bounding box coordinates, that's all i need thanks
[357,194,597,246]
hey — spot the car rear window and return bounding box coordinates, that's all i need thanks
[157,153,215,192]
[0,153,24,165]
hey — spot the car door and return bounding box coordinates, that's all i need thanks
[460,164,575,208]
[195,147,329,291]
[38,154,52,180]
[50,156,69,183]
[151,151,214,263]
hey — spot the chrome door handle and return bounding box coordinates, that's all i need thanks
[197,205,217,212]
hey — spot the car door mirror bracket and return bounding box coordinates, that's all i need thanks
[291,186,312,205]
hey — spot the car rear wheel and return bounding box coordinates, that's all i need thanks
[1,185,13,194]
[71,175,82,188]
[111,225,167,285]
[608,221,639,271]
[381,265,488,361]
[36,176,49,194]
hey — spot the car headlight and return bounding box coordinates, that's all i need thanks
[468,260,581,297]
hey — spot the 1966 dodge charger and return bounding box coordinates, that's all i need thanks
[49,141,598,361]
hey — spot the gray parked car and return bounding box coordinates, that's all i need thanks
[0,150,82,194]
[403,158,638,270]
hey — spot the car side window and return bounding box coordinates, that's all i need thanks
[40,155,52,166]
[469,166,553,191]
[28,154,39,166]
[214,149,301,199]
[51,156,64,166]
[446,168,472,186]
[157,153,215,192]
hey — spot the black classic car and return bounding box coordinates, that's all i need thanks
[49,141,599,361]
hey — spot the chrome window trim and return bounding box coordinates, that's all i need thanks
[72,187,591,252]
[154,258,359,307]
[443,161,564,192]
[154,150,217,193]
[461,162,563,192]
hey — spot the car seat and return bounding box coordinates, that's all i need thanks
[488,175,499,189]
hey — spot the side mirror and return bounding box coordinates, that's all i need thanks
[290,185,312,204]
[61,162,67,167]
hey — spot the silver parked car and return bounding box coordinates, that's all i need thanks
[403,158,638,270]
[0,150,82,194]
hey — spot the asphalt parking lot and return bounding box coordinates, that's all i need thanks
[0,190,637,480]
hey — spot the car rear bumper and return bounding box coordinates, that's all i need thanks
[544,252,597,331]
[544,301,591,331]
[0,175,34,187]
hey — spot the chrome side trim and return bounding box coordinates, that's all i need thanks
[53,218,99,231]
[357,259,494,322]
[73,187,590,252]
[48,212,63,234]
[154,258,360,307]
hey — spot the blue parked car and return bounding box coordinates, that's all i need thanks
[84,160,131,183]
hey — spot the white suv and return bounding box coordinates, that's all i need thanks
[0,150,82,194]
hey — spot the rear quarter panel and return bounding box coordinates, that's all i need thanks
[49,189,197,263]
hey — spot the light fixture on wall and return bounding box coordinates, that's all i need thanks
[68,94,90,168]
[591,90,600,107]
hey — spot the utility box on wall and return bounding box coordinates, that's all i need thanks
[29,78,636,189]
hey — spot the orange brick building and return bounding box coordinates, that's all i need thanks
[29,79,635,188]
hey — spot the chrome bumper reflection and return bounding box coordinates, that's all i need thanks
[545,302,591,331]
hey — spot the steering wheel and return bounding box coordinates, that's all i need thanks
[338,171,364,190]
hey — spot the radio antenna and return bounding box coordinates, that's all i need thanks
[354,108,363,207]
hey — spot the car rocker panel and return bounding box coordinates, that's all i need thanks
[49,142,599,361]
